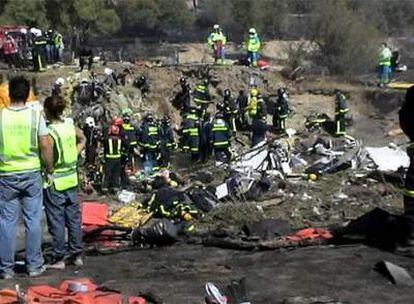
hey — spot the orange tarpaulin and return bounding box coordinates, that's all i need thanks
[0,83,37,109]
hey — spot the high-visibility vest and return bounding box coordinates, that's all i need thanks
[247,34,261,52]
[0,107,41,173]
[48,119,78,191]
[379,48,392,66]
[247,97,258,116]
[208,32,227,46]
[105,138,121,159]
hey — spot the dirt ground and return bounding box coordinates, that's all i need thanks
[0,40,413,302]
[1,244,413,303]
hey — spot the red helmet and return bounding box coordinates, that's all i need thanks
[112,117,123,126]
[109,125,120,136]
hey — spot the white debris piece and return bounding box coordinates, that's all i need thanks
[365,146,409,171]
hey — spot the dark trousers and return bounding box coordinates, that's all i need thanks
[273,116,286,133]
[335,114,346,136]
[102,158,121,192]
[44,185,83,260]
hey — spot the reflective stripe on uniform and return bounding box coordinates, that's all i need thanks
[106,138,121,159]
[405,190,414,198]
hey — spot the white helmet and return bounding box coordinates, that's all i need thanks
[249,28,256,35]
[81,78,89,83]
[55,77,64,86]
[213,24,220,30]
[85,116,95,127]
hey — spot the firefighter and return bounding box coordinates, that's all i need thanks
[236,90,248,129]
[193,80,211,119]
[217,89,238,133]
[200,112,213,163]
[83,116,100,165]
[251,115,269,147]
[32,32,47,72]
[160,116,177,169]
[246,88,266,126]
[102,124,122,194]
[207,24,227,65]
[273,88,290,134]
[120,108,138,173]
[334,90,349,136]
[182,108,201,161]
[133,75,150,98]
[398,85,414,256]
[210,112,231,163]
[140,113,161,174]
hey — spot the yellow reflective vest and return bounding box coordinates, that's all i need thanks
[0,107,41,173]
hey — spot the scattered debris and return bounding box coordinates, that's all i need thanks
[375,261,414,287]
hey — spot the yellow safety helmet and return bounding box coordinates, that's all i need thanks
[250,88,259,97]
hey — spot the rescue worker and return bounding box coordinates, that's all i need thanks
[182,108,201,161]
[45,29,54,64]
[210,112,231,163]
[207,24,227,65]
[3,33,19,70]
[247,28,261,67]
[173,78,191,115]
[378,42,392,87]
[398,85,414,255]
[200,112,213,162]
[83,116,99,165]
[236,89,248,129]
[120,108,138,173]
[102,124,123,194]
[251,115,269,147]
[0,76,54,279]
[43,96,86,269]
[79,47,93,71]
[52,78,64,97]
[246,88,266,125]
[133,75,150,98]
[74,78,93,105]
[32,32,47,72]
[160,116,177,168]
[334,90,349,136]
[53,30,64,62]
[140,113,161,174]
[273,88,290,134]
[217,89,238,133]
[193,80,211,119]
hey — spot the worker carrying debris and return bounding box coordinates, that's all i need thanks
[378,42,392,87]
[334,90,349,136]
[210,112,232,163]
[272,88,290,134]
[398,85,414,256]
[246,28,261,67]
[217,89,238,132]
[193,79,212,119]
[181,108,201,162]
[207,24,227,65]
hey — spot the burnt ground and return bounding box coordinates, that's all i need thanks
[1,244,414,303]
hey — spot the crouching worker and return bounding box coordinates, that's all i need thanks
[43,96,86,269]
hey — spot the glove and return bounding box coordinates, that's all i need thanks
[226,278,251,304]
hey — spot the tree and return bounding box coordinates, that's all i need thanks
[309,0,380,75]
[0,0,48,28]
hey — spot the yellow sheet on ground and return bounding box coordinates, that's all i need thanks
[0,83,38,109]
[109,202,152,228]
[387,82,414,90]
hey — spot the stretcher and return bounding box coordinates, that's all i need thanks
[387,82,414,90]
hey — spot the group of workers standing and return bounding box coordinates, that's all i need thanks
[2,28,64,72]
[207,24,261,67]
